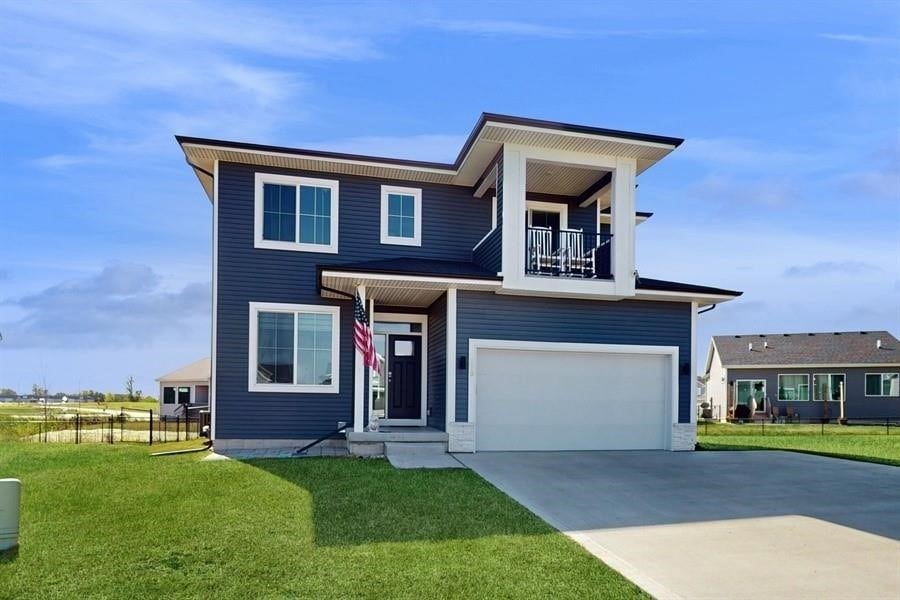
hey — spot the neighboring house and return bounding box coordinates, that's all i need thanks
[156,358,211,418]
[703,331,900,422]
[177,112,741,454]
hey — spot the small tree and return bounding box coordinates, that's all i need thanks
[125,376,135,402]
[32,383,48,398]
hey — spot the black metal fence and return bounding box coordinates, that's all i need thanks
[697,416,898,437]
[0,410,206,445]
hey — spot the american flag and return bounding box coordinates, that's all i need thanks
[353,292,379,371]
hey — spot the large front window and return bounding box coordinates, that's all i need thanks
[778,374,809,401]
[813,373,845,401]
[866,373,899,397]
[255,173,339,253]
[249,302,340,393]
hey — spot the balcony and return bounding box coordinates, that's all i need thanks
[525,227,613,279]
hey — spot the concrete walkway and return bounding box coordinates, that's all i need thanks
[456,450,900,600]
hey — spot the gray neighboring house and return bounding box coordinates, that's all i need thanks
[703,331,900,422]
[156,358,211,418]
[177,112,742,454]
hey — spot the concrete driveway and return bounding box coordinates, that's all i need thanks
[455,451,900,600]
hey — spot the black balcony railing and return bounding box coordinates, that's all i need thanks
[525,227,613,278]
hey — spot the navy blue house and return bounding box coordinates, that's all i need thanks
[178,113,741,453]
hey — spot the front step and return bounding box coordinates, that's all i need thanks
[345,428,449,457]
[383,441,463,469]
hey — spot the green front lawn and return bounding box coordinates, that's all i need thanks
[0,444,644,599]
[698,422,900,466]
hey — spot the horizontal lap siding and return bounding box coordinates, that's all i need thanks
[216,162,490,440]
[455,292,692,423]
[473,230,501,272]
[727,367,900,420]
[427,294,447,430]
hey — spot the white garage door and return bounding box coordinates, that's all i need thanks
[474,345,672,451]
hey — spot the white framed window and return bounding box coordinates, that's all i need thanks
[380,185,422,246]
[778,374,809,401]
[865,373,899,397]
[812,373,845,401]
[254,173,339,253]
[248,302,340,393]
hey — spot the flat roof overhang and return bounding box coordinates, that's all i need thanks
[178,112,683,202]
[319,265,502,308]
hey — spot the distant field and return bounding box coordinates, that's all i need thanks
[0,401,158,417]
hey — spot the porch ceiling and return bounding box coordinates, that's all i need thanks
[320,262,501,307]
[525,161,609,197]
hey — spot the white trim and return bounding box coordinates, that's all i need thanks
[864,372,900,397]
[320,270,501,287]
[370,312,428,427]
[182,142,458,177]
[812,373,846,402]
[247,301,340,394]
[525,199,569,229]
[210,159,219,440]
[445,289,457,429]
[733,379,768,413]
[487,121,679,152]
[254,172,339,254]
[380,185,422,246]
[466,339,680,450]
[690,302,697,426]
[353,287,366,432]
[777,373,811,401]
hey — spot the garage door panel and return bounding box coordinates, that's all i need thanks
[474,347,670,451]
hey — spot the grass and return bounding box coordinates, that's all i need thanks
[0,444,644,599]
[698,422,900,466]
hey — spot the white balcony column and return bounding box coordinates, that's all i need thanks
[353,285,366,432]
[610,157,636,296]
[445,288,457,429]
[501,145,525,283]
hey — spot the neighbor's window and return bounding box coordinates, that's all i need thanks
[380,185,422,246]
[250,302,340,393]
[778,374,809,401]
[163,387,175,404]
[255,173,338,253]
[813,373,845,401]
[865,373,899,397]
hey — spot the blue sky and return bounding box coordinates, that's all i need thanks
[0,1,898,395]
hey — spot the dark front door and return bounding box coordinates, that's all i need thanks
[387,334,422,420]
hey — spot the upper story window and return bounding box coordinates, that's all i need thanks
[380,185,422,246]
[254,173,339,253]
[248,302,340,394]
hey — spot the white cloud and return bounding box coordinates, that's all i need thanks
[429,19,575,38]
[820,33,900,48]
[0,264,210,349]
[783,261,881,278]
[675,138,828,171]
[688,174,799,208]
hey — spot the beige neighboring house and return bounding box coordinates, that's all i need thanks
[156,358,210,417]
